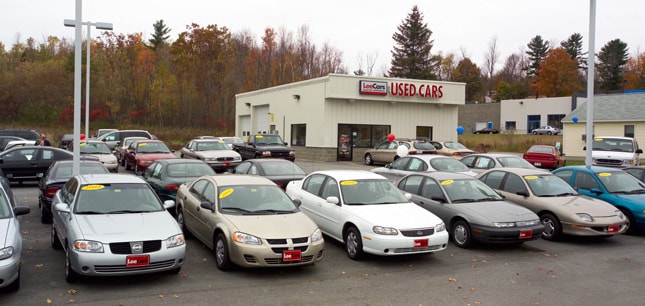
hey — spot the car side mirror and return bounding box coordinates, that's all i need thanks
[54,203,71,213]
[200,202,215,212]
[516,190,530,197]
[326,196,340,205]
[385,163,392,169]
[637,149,643,154]
[589,187,603,194]
[292,199,301,207]
[163,200,175,210]
[404,193,412,200]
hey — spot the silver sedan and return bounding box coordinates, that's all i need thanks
[0,185,30,292]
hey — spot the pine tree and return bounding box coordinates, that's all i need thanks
[388,5,437,79]
[560,33,587,70]
[597,39,629,91]
[525,35,550,78]
[147,20,171,51]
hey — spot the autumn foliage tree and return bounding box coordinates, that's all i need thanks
[535,48,582,97]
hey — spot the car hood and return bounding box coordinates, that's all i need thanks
[550,195,623,216]
[136,153,177,161]
[223,212,318,238]
[0,218,19,248]
[196,151,239,158]
[343,203,443,228]
[75,212,181,241]
[254,145,293,151]
[455,201,538,222]
[86,153,117,163]
[604,193,645,210]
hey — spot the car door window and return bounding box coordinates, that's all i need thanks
[248,164,258,175]
[202,182,216,204]
[390,157,409,170]
[421,178,443,199]
[235,162,251,174]
[501,173,528,194]
[376,142,389,150]
[573,172,600,190]
[42,149,54,161]
[479,171,505,189]
[320,177,340,199]
[553,170,573,183]
[189,179,209,199]
[152,164,163,178]
[303,174,326,196]
[399,175,422,194]
[406,157,427,171]
[474,157,494,169]
[460,155,475,167]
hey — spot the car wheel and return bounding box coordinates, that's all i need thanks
[452,220,473,248]
[618,207,637,234]
[125,160,131,170]
[51,223,62,250]
[65,246,79,283]
[40,202,51,224]
[532,131,538,135]
[364,154,373,165]
[176,206,191,237]
[540,213,563,241]
[547,131,553,135]
[214,233,231,271]
[344,226,364,260]
[5,268,20,292]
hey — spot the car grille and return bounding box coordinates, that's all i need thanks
[400,228,434,237]
[266,237,308,244]
[270,151,292,158]
[94,259,176,273]
[264,255,315,265]
[392,245,443,254]
[266,237,310,253]
[109,240,161,254]
[595,159,623,166]
[270,246,309,253]
[216,157,235,161]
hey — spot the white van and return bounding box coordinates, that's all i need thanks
[587,136,642,167]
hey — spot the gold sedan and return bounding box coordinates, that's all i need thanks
[175,175,324,270]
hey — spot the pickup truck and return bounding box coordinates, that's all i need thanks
[232,134,296,161]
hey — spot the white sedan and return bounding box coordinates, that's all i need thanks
[286,170,448,260]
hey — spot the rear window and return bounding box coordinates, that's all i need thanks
[0,130,39,140]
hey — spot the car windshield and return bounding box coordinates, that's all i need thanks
[80,142,111,154]
[441,179,503,203]
[591,138,634,152]
[444,142,467,149]
[523,174,577,197]
[167,163,214,177]
[196,141,230,151]
[218,185,297,215]
[429,158,470,172]
[341,179,408,205]
[412,141,435,150]
[0,189,11,219]
[254,135,284,145]
[498,156,534,168]
[528,146,554,154]
[221,137,243,145]
[595,171,645,194]
[75,183,163,214]
[260,161,306,176]
[124,138,144,147]
[52,163,108,180]
[137,142,170,153]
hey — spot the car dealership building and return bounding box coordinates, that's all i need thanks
[235,74,466,162]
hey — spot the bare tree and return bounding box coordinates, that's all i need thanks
[484,36,500,93]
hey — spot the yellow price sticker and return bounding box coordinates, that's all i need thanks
[441,180,454,185]
[82,184,105,191]
[598,172,612,177]
[139,143,148,146]
[219,188,234,198]
[340,181,357,185]
[255,135,264,139]
[524,175,538,180]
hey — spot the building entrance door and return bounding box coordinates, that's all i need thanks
[337,125,353,161]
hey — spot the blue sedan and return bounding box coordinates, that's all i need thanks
[552,165,645,234]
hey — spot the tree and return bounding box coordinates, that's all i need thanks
[560,33,587,70]
[525,35,550,78]
[388,5,438,79]
[597,38,629,91]
[484,36,500,94]
[535,48,582,97]
[147,20,171,51]
[624,50,645,90]
[452,57,483,102]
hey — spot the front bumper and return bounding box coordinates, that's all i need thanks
[230,237,324,268]
[0,253,20,289]
[70,243,185,276]
[470,224,545,244]
[361,230,449,256]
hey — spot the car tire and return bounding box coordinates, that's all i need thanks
[532,131,538,135]
[547,131,553,135]
[344,226,365,260]
[540,213,563,241]
[65,247,79,283]
[364,154,373,165]
[51,223,62,250]
[125,160,131,170]
[4,269,20,292]
[452,220,473,248]
[41,203,51,224]
[618,207,637,235]
[176,206,191,238]
[214,233,231,271]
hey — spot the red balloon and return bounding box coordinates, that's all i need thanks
[80,133,86,140]
[387,133,395,142]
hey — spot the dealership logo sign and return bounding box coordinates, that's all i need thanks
[359,81,388,95]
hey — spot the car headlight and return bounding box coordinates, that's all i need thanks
[372,226,398,235]
[516,219,540,226]
[261,151,272,157]
[289,151,296,157]
[493,222,516,228]
[616,210,625,219]
[232,232,262,245]
[166,234,186,248]
[0,246,14,260]
[576,213,594,222]
[435,222,446,232]
[138,160,152,165]
[73,240,104,253]
[311,228,323,242]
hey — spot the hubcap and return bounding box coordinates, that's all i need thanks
[453,225,468,245]
[542,218,555,237]
[346,231,358,256]
[216,239,225,264]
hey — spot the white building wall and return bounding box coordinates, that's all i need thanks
[563,121,645,158]
[500,97,572,134]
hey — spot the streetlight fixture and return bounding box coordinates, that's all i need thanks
[64,19,113,141]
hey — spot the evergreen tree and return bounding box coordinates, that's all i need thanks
[560,33,587,70]
[452,57,483,102]
[147,20,171,51]
[597,38,629,91]
[525,35,550,78]
[388,5,437,79]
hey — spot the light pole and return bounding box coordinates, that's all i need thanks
[64,19,113,141]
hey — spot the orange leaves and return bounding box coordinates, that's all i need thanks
[536,48,583,97]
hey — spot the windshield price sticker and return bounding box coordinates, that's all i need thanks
[283,250,301,262]
[340,181,357,185]
[219,189,234,198]
[524,175,538,180]
[441,180,454,185]
[255,135,264,139]
[599,172,612,177]
[81,184,105,191]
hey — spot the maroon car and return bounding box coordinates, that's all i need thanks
[124,139,177,174]
[522,145,565,170]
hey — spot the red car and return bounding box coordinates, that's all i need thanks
[124,139,177,174]
[522,145,565,170]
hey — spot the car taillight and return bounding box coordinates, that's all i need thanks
[45,187,61,198]
[274,181,286,189]
[165,184,179,191]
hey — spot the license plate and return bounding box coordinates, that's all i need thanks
[519,230,533,239]
[414,239,429,248]
[283,250,302,262]
[126,255,150,267]
[608,225,620,233]
[534,162,541,166]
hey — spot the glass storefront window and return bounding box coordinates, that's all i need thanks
[291,124,306,146]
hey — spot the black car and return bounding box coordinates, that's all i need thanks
[37,159,109,223]
[0,136,25,151]
[473,127,499,134]
[59,133,74,150]
[141,158,214,203]
[0,129,40,141]
[232,158,306,189]
[0,146,73,183]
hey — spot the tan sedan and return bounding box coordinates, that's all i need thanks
[175,175,324,270]
[476,168,627,240]
[429,141,474,160]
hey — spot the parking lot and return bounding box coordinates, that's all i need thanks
[2,160,644,305]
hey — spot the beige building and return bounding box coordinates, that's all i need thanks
[500,97,573,134]
[235,74,466,162]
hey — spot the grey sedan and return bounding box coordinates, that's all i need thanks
[397,172,543,248]
[0,184,30,292]
[51,174,185,283]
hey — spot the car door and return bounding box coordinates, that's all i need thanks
[314,176,344,239]
[0,147,39,180]
[376,157,411,183]
[291,174,327,228]
[401,175,450,222]
[53,178,79,248]
[143,162,163,195]
[185,179,214,244]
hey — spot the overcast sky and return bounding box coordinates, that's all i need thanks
[2,0,643,75]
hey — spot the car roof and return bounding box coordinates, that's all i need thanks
[485,167,555,176]
[209,174,278,186]
[466,153,520,158]
[405,171,476,181]
[555,165,623,173]
[309,170,387,181]
[154,159,208,165]
[75,173,146,185]
[407,154,457,162]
